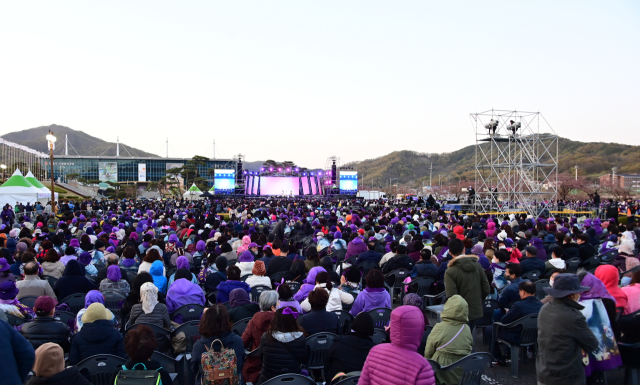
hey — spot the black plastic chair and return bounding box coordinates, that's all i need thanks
[42,275,58,288]
[566,257,581,274]
[101,290,127,311]
[166,268,177,279]
[521,270,541,282]
[261,373,316,385]
[368,307,392,329]
[491,313,539,378]
[582,255,602,272]
[125,270,137,282]
[600,249,619,263]
[357,261,379,286]
[171,320,201,353]
[619,341,640,385]
[371,328,389,345]
[427,352,493,385]
[6,313,30,327]
[474,299,500,344]
[19,296,38,309]
[418,326,434,356]
[333,375,361,385]
[251,285,271,302]
[76,354,127,385]
[331,310,354,335]
[232,317,253,336]
[424,290,447,307]
[170,304,205,323]
[205,290,218,306]
[60,293,87,314]
[240,274,250,282]
[306,332,338,370]
[401,277,435,303]
[270,271,286,284]
[53,310,76,327]
[126,322,173,354]
[384,268,409,301]
[151,351,183,384]
[535,280,550,300]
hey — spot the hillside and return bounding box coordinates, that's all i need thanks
[345,137,640,188]
[2,124,159,158]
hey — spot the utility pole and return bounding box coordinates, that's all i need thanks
[430,162,433,188]
[575,165,578,181]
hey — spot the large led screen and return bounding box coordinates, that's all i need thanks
[260,177,300,196]
[340,171,358,192]
[214,169,235,190]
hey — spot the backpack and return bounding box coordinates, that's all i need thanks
[200,339,239,385]
[115,363,162,385]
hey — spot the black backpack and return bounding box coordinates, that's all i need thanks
[114,363,162,385]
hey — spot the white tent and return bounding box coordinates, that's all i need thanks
[0,169,42,208]
[25,171,51,193]
[183,183,203,200]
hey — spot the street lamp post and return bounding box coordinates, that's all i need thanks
[0,164,6,183]
[46,131,56,214]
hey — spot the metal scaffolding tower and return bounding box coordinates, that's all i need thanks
[470,109,558,217]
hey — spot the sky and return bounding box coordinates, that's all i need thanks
[0,1,638,169]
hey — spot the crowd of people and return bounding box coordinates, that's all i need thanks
[0,195,639,385]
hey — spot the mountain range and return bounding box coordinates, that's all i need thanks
[1,124,159,158]
[3,125,640,187]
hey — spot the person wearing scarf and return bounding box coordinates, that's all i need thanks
[99,265,130,297]
[324,312,376,383]
[149,260,167,294]
[0,280,34,319]
[26,343,91,385]
[577,270,623,377]
[75,290,117,332]
[128,282,171,330]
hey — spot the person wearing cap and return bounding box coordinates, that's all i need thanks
[537,274,599,385]
[324,312,376,383]
[68,303,126,365]
[20,296,70,352]
[520,245,546,275]
[16,262,56,300]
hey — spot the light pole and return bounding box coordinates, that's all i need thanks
[0,164,6,183]
[46,130,56,214]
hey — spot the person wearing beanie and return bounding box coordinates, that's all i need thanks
[245,260,272,289]
[331,231,347,252]
[324,312,376,383]
[26,343,90,385]
[99,265,130,297]
[20,296,70,352]
[68,303,126,365]
[60,246,77,266]
[168,255,198,287]
[78,252,98,278]
[237,250,256,277]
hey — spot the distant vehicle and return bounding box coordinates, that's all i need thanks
[358,190,387,200]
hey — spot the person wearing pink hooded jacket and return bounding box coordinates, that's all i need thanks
[359,306,436,385]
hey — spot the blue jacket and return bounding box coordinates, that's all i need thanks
[298,309,340,335]
[0,320,35,385]
[498,277,525,309]
[410,260,438,279]
[216,280,251,303]
[355,250,382,266]
[520,257,546,275]
[499,296,543,342]
[68,319,126,365]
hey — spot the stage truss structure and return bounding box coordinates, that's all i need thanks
[470,109,558,217]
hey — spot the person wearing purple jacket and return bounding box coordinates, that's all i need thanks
[292,266,326,303]
[345,236,367,260]
[166,269,205,316]
[349,270,391,317]
[530,238,548,261]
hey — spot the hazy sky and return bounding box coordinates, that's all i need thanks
[1,1,638,168]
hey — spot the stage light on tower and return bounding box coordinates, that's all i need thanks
[278,168,282,172]
[269,167,273,172]
[318,172,322,176]
[286,168,290,172]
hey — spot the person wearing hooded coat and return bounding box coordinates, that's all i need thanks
[228,288,260,323]
[324,312,376,383]
[149,260,167,294]
[237,250,255,277]
[424,295,473,385]
[360,306,436,385]
[165,269,205,317]
[68,303,126,365]
[98,265,130,297]
[167,255,198,286]
[26,343,91,385]
[345,236,367,260]
[293,266,326,302]
[53,260,98,300]
[349,270,391,316]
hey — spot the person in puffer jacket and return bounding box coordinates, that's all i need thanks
[360,305,436,385]
[349,269,391,316]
